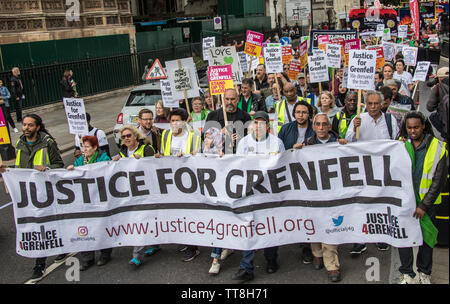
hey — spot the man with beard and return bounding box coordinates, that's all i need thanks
[332,91,362,139]
[205,89,252,154]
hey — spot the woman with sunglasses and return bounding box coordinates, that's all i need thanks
[67,135,112,270]
[112,125,157,267]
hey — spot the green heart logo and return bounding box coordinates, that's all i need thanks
[224,56,233,64]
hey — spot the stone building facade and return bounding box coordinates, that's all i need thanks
[0,0,135,45]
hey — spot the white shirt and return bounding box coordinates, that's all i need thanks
[74,127,108,148]
[393,71,413,97]
[237,133,285,155]
[345,112,399,142]
[162,131,189,156]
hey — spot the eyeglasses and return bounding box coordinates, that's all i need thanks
[140,118,153,121]
[121,133,133,139]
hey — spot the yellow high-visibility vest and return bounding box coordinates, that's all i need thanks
[275,97,311,132]
[161,130,201,156]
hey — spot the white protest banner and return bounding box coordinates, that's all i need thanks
[394,43,404,59]
[3,140,422,258]
[160,79,178,108]
[388,103,412,124]
[263,44,283,73]
[382,42,395,61]
[347,49,376,90]
[237,52,259,76]
[165,57,200,100]
[398,25,408,39]
[308,51,329,83]
[208,46,242,84]
[376,24,385,37]
[326,44,342,69]
[202,37,216,61]
[412,61,431,82]
[63,98,88,135]
[382,28,391,41]
[402,46,418,66]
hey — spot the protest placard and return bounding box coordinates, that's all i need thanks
[402,46,418,66]
[160,79,178,108]
[347,49,377,90]
[282,45,293,64]
[412,61,431,82]
[376,24,385,37]
[0,108,11,145]
[342,67,349,88]
[288,59,302,80]
[4,141,422,258]
[264,44,283,73]
[298,40,308,69]
[344,39,361,66]
[398,25,408,39]
[63,98,89,135]
[165,57,200,100]
[208,46,242,84]
[244,30,264,58]
[382,28,391,41]
[310,30,357,52]
[382,42,395,61]
[366,45,385,69]
[208,65,234,95]
[317,35,329,52]
[308,51,329,83]
[202,36,216,61]
[326,44,341,69]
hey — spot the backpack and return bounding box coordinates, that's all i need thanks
[384,113,394,139]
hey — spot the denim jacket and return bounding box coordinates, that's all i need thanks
[0,86,11,107]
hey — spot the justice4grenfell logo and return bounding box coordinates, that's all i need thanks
[19,225,64,252]
[325,215,355,234]
[362,207,408,239]
[71,226,96,243]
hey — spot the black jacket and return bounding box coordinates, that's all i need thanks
[254,74,269,91]
[278,120,315,150]
[304,131,339,146]
[238,93,266,113]
[10,75,23,100]
[61,78,76,98]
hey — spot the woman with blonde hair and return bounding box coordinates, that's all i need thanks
[112,125,159,267]
[204,89,218,111]
[317,91,340,120]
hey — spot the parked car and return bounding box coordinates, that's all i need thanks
[113,82,161,146]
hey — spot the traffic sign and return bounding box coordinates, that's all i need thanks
[214,16,222,30]
[145,59,167,80]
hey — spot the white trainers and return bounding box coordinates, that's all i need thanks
[220,249,234,260]
[13,128,18,133]
[418,272,432,284]
[208,261,220,275]
[399,274,418,284]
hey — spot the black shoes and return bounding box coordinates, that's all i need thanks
[350,244,367,255]
[377,243,391,251]
[302,246,314,264]
[97,255,111,266]
[328,270,342,282]
[313,257,324,270]
[29,265,45,282]
[232,269,254,282]
[266,260,279,274]
[54,254,68,263]
[80,260,95,271]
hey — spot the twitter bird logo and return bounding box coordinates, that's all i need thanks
[332,216,344,227]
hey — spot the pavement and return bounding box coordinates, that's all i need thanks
[0,61,448,284]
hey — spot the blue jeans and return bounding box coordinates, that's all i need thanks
[211,247,222,259]
[240,247,278,274]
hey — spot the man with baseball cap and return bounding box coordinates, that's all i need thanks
[295,72,310,98]
[233,111,285,282]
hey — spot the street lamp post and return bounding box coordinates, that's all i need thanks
[273,0,279,34]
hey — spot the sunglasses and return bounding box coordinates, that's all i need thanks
[121,133,133,139]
